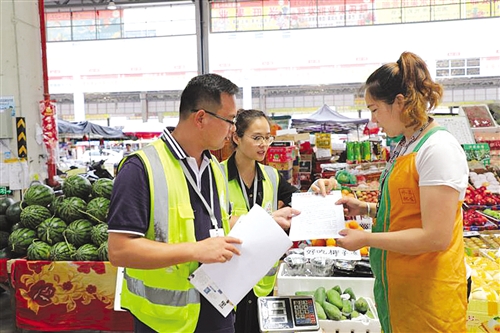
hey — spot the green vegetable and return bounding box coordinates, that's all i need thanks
[343,287,356,300]
[341,299,352,315]
[332,285,342,295]
[366,309,375,319]
[326,288,343,309]
[354,297,368,314]
[295,291,315,296]
[351,310,360,318]
[323,301,342,321]
[314,287,326,306]
[315,301,327,320]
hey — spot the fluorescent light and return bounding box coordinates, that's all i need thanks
[107,1,117,10]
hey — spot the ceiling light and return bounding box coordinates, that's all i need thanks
[107,1,117,10]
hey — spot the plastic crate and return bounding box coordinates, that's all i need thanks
[276,264,381,333]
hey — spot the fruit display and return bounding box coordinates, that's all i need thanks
[464,185,500,207]
[353,189,379,203]
[462,105,496,128]
[469,172,500,193]
[4,177,113,261]
[465,255,500,301]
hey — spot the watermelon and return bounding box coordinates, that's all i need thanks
[49,195,65,216]
[85,197,110,224]
[62,175,92,200]
[0,215,12,232]
[5,201,25,224]
[11,222,23,232]
[24,184,55,207]
[75,244,99,261]
[0,197,15,214]
[8,228,37,255]
[20,205,52,230]
[49,241,76,261]
[27,241,52,260]
[91,178,114,199]
[97,242,108,261]
[64,219,93,247]
[37,217,67,245]
[91,223,108,246]
[58,197,87,223]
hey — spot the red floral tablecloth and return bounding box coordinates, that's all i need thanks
[0,258,8,284]
[10,259,134,331]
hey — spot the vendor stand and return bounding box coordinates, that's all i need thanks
[9,259,133,331]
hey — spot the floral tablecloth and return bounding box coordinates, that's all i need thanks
[10,259,134,331]
[0,258,8,284]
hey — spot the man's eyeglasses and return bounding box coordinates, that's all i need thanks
[245,135,275,145]
[191,109,236,127]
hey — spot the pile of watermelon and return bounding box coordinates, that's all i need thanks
[4,176,114,261]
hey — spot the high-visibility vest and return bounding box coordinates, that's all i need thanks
[119,139,230,332]
[221,161,279,297]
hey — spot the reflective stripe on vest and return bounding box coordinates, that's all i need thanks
[119,140,230,332]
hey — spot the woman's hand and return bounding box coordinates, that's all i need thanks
[335,196,366,216]
[308,177,339,196]
[272,207,301,230]
[336,229,369,251]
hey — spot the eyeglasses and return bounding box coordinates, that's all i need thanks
[191,109,236,127]
[245,135,275,145]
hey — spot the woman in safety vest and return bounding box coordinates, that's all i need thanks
[221,108,302,333]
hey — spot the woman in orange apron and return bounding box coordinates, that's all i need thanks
[335,52,468,333]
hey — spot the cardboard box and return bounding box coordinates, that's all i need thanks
[267,146,295,163]
[466,300,500,333]
[267,160,294,171]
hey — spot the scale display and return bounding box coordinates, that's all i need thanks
[258,296,319,332]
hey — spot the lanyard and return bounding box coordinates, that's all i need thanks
[179,161,219,230]
[376,119,432,215]
[238,173,258,210]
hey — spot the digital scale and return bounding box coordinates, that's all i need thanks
[257,296,320,332]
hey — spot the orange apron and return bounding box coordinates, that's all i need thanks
[371,127,467,333]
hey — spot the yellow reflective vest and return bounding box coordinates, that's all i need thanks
[119,139,231,332]
[221,161,280,297]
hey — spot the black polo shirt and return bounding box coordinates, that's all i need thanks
[107,129,234,333]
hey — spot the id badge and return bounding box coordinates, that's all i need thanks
[209,228,225,238]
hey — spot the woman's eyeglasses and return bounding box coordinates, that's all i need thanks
[245,135,275,145]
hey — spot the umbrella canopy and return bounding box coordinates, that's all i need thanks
[292,104,369,133]
[57,119,125,138]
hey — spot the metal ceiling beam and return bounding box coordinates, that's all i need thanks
[44,0,191,11]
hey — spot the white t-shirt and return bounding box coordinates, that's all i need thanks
[403,129,469,200]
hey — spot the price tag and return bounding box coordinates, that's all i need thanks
[463,231,480,237]
[303,246,361,261]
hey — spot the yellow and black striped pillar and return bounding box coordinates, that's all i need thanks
[16,117,27,159]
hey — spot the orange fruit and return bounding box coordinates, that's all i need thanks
[311,239,326,247]
[326,238,336,247]
[348,221,360,229]
[360,247,369,256]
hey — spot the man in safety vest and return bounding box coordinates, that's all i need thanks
[107,73,243,333]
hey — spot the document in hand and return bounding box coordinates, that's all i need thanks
[188,204,293,317]
[288,191,346,241]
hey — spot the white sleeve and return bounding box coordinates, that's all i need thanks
[415,131,469,200]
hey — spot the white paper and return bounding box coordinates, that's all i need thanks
[303,246,361,260]
[288,191,345,241]
[189,205,293,316]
